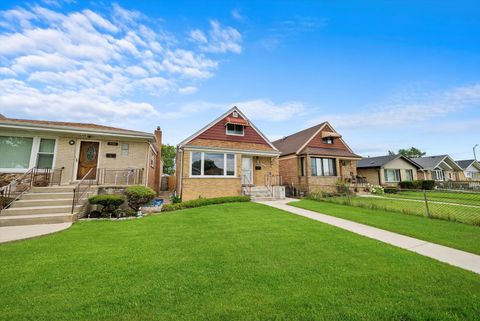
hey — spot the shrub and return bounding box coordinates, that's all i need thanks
[170,195,181,204]
[370,185,384,195]
[412,180,423,189]
[335,180,352,195]
[89,194,125,217]
[305,191,335,200]
[384,187,400,194]
[162,196,250,212]
[125,185,156,211]
[399,181,414,189]
[422,180,435,190]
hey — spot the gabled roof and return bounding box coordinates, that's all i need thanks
[411,155,463,171]
[272,123,326,156]
[0,117,154,139]
[457,159,480,170]
[357,154,422,169]
[177,106,279,151]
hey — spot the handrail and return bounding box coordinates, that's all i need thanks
[0,167,35,209]
[71,168,94,214]
[265,173,282,195]
[242,175,252,196]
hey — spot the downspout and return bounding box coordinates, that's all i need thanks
[177,146,184,199]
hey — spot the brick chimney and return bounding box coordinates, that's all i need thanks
[154,126,163,191]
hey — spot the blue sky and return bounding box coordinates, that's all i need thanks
[0,0,479,159]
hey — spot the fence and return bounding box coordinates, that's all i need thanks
[304,185,480,226]
[435,180,480,191]
[96,168,144,186]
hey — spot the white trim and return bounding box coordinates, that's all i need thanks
[189,151,237,178]
[73,140,102,181]
[184,145,280,157]
[225,123,245,136]
[296,123,327,155]
[178,106,279,151]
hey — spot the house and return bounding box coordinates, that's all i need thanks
[175,106,283,201]
[357,154,422,186]
[411,155,464,181]
[272,122,362,194]
[0,116,162,192]
[456,159,480,180]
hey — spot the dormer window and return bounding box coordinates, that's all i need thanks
[322,137,333,144]
[226,123,244,136]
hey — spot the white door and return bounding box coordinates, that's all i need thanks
[242,157,253,185]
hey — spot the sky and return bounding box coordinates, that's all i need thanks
[0,0,479,159]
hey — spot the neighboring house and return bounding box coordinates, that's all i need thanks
[357,154,422,186]
[272,122,362,194]
[175,107,282,201]
[456,159,480,180]
[0,116,162,192]
[411,155,464,181]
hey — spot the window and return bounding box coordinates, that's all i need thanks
[433,170,444,181]
[300,157,306,176]
[121,143,129,156]
[322,137,333,144]
[310,157,337,176]
[384,169,401,182]
[36,139,55,169]
[0,136,33,169]
[226,124,244,136]
[405,169,414,181]
[191,152,236,177]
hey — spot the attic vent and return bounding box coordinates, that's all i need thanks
[232,111,239,118]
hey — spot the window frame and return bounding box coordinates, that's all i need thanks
[300,157,306,176]
[433,170,445,181]
[322,137,334,144]
[121,143,129,156]
[225,123,245,136]
[189,151,237,178]
[0,135,57,173]
[36,138,57,169]
[384,169,401,183]
[310,157,337,177]
[405,169,414,181]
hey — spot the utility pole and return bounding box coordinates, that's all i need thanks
[474,144,478,161]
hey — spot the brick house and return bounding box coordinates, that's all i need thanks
[357,154,422,186]
[175,107,282,201]
[272,122,362,194]
[412,155,465,181]
[0,116,162,192]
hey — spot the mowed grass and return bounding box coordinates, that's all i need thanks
[314,194,480,226]
[1,202,480,321]
[291,199,480,255]
[388,190,480,206]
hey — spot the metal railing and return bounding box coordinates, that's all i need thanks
[32,167,64,187]
[242,175,252,195]
[71,168,94,214]
[96,168,144,186]
[265,174,282,195]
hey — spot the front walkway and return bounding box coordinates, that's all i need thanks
[257,198,480,275]
[0,223,71,244]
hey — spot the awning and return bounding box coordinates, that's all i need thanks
[321,131,342,138]
[225,117,249,126]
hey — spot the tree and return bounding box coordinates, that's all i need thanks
[388,147,426,158]
[161,144,176,175]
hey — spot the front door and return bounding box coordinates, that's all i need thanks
[76,141,99,180]
[242,157,253,185]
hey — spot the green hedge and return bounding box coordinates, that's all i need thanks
[162,196,250,212]
[399,180,433,190]
[422,180,435,190]
[125,185,156,211]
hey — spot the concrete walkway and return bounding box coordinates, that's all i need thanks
[0,223,71,244]
[257,198,480,275]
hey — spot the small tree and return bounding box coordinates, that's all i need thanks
[162,144,176,175]
[389,147,426,158]
[125,185,156,211]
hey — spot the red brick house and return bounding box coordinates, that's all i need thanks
[272,122,362,194]
[175,107,283,201]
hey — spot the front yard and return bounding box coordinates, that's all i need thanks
[1,202,480,321]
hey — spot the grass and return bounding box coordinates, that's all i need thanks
[1,202,479,321]
[387,190,480,206]
[311,194,480,226]
[290,199,480,255]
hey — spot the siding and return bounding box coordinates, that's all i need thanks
[306,124,350,150]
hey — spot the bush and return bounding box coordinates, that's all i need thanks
[399,181,414,189]
[170,195,181,204]
[89,194,125,217]
[412,180,423,189]
[162,196,250,212]
[384,187,400,194]
[422,180,435,190]
[370,185,384,195]
[305,191,335,200]
[335,180,352,195]
[125,186,156,211]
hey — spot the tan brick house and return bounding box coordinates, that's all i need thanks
[412,155,464,181]
[175,107,282,201]
[272,122,362,194]
[357,154,422,186]
[0,116,162,192]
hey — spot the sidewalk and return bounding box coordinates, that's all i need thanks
[0,223,71,244]
[257,198,480,275]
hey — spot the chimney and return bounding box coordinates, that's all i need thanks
[154,126,163,192]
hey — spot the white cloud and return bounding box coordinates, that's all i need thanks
[231,10,244,22]
[0,4,242,124]
[312,83,480,129]
[190,20,242,54]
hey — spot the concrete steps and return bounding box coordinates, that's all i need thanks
[0,185,91,227]
[244,186,273,199]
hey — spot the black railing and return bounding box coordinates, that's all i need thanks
[96,168,144,186]
[32,167,64,187]
[71,168,94,214]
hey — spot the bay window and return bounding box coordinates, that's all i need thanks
[384,169,401,182]
[191,152,236,177]
[310,157,337,176]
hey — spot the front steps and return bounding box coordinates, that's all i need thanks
[0,186,90,227]
[244,186,274,201]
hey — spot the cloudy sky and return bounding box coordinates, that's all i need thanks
[0,0,479,158]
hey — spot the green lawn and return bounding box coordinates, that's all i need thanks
[313,194,480,226]
[1,202,480,321]
[291,199,480,255]
[388,190,480,206]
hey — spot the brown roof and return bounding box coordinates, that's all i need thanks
[300,147,362,158]
[272,123,325,156]
[0,117,152,136]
